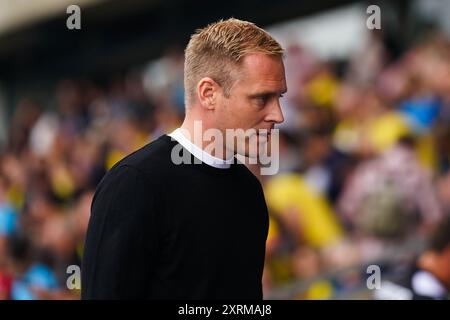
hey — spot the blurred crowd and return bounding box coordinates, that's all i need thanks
[262,30,450,299]
[1,27,450,299]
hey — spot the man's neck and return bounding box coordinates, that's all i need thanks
[417,254,450,291]
[179,120,234,161]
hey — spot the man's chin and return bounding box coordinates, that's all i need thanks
[232,133,272,158]
[237,144,270,160]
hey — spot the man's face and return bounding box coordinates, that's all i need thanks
[215,53,286,158]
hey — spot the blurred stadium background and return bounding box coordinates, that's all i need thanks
[1,0,450,300]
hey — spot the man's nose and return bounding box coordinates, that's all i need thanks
[266,101,284,124]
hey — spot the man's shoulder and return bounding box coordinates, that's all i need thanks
[95,134,178,192]
[111,134,176,173]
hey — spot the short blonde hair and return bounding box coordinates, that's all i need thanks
[184,18,284,107]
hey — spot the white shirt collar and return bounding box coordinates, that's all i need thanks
[168,128,234,169]
[412,270,448,299]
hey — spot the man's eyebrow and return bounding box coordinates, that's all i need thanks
[249,89,287,98]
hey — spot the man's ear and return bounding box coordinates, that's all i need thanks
[197,77,220,110]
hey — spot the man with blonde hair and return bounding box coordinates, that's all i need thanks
[82,18,286,299]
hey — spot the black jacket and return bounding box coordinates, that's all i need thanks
[81,135,269,299]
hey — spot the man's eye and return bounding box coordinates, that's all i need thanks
[256,96,268,106]
[258,97,267,103]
